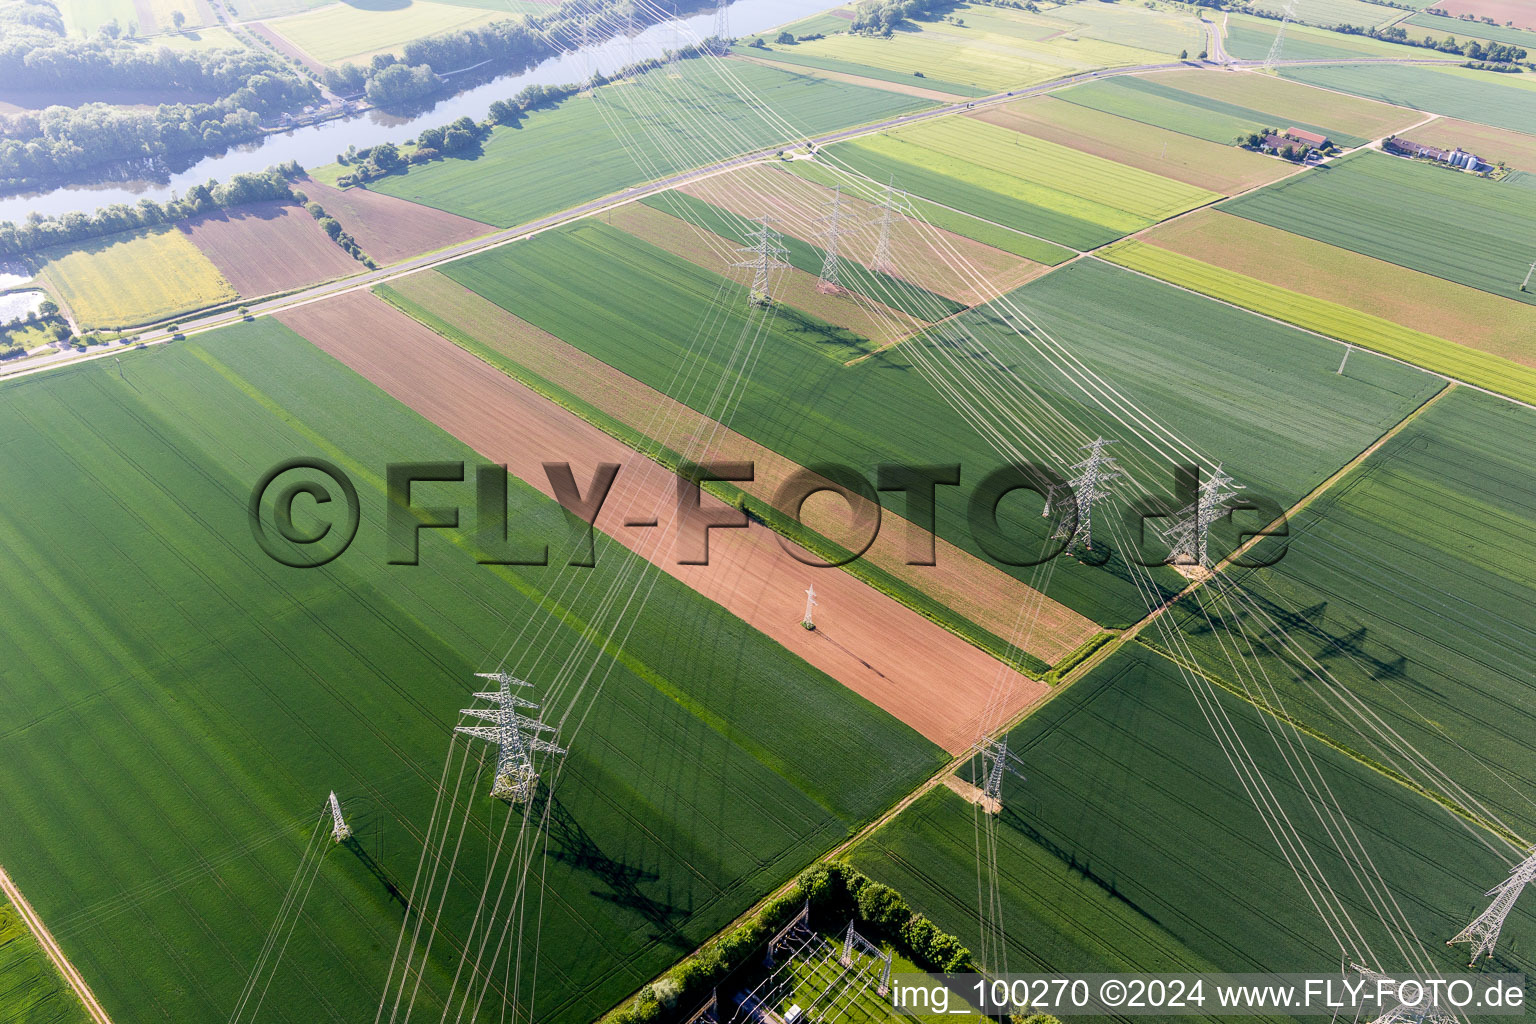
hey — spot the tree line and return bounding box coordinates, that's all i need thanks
[0,0,319,189]
[0,164,300,257]
[1334,21,1527,62]
[321,0,715,110]
[849,0,954,36]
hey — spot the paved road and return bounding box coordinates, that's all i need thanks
[0,49,1464,385]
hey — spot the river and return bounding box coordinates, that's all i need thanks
[0,0,835,223]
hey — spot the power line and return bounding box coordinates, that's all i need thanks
[454,673,566,803]
[730,217,789,306]
[1448,848,1536,965]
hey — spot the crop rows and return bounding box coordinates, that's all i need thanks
[0,324,940,1024]
[1100,241,1536,403]
[1222,151,1536,305]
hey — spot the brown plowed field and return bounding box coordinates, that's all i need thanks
[179,201,358,297]
[385,269,1099,667]
[974,96,1293,195]
[297,176,494,264]
[279,290,1056,753]
[600,202,925,350]
[680,164,1050,307]
[1429,0,1534,30]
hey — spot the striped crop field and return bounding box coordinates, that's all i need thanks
[849,643,1521,980]
[1053,70,1415,149]
[1099,240,1536,403]
[828,116,1220,249]
[1277,62,1536,136]
[1221,151,1536,305]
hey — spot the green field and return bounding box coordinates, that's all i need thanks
[34,226,236,329]
[1278,63,1536,135]
[1224,12,1434,58]
[264,0,499,65]
[0,893,90,1024]
[438,224,1439,628]
[1250,0,1404,27]
[1099,241,1536,403]
[824,116,1220,249]
[849,644,1532,978]
[1153,387,1536,841]
[0,321,943,1024]
[639,191,965,320]
[780,159,1077,264]
[745,3,1170,95]
[1054,74,1374,148]
[1403,10,1536,47]
[733,42,990,97]
[1045,0,1204,56]
[1221,151,1536,305]
[366,59,931,228]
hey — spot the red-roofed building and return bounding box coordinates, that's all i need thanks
[1285,127,1330,148]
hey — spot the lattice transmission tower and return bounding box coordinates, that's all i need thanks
[713,0,728,51]
[1521,260,1535,292]
[1263,0,1297,70]
[731,218,789,306]
[1053,436,1121,550]
[871,179,900,275]
[817,187,849,293]
[1157,465,1244,568]
[973,736,1027,811]
[455,672,566,802]
[327,791,351,843]
[1448,847,1536,965]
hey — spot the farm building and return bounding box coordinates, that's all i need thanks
[1385,137,1491,171]
[1260,133,1312,158]
[1285,127,1330,149]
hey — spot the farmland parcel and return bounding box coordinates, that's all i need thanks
[437,225,1440,629]
[35,225,237,329]
[823,116,1220,249]
[0,323,942,1024]
[367,59,933,229]
[1152,387,1536,841]
[1221,151,1536,305]
[1277,63,1536,136]
[849,644,1528,979]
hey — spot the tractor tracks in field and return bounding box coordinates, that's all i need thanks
[0,864,115,1024]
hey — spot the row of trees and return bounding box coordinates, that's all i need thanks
[1334,21,1527,62]
[322,0,714,110]
[0,0,320,188]
[294,193,375,267]
[0,164,300,257]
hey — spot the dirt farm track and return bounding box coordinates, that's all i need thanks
[277,291,1048,754]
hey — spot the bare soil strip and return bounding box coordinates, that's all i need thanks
[386,270,1099,666]
[679,164,1051,307]
[179,201,358,298]
[731,53,965,103]
[0,865,112,1024]
[279,291,1052,753]
[297,177,495,265]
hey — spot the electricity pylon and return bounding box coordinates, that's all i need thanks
[871,179,899,275]
[327,791,351,843]
[1263,0,1297,70]
[455,672,566,803]
[1521,261,1535,292]
[802,585,817,629]
[1371,987,1458,1024]
[1448,847,1536,965]
[1053,436,1121,550]
[713,0,728,51]
[817,187,849,293]
[1157,465,1244,568]
[973,736,1027,810]
[731,218,789,306]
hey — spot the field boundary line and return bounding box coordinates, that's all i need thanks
[0,864,114,1024]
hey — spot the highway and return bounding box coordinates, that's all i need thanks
[0,45,1464,384]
